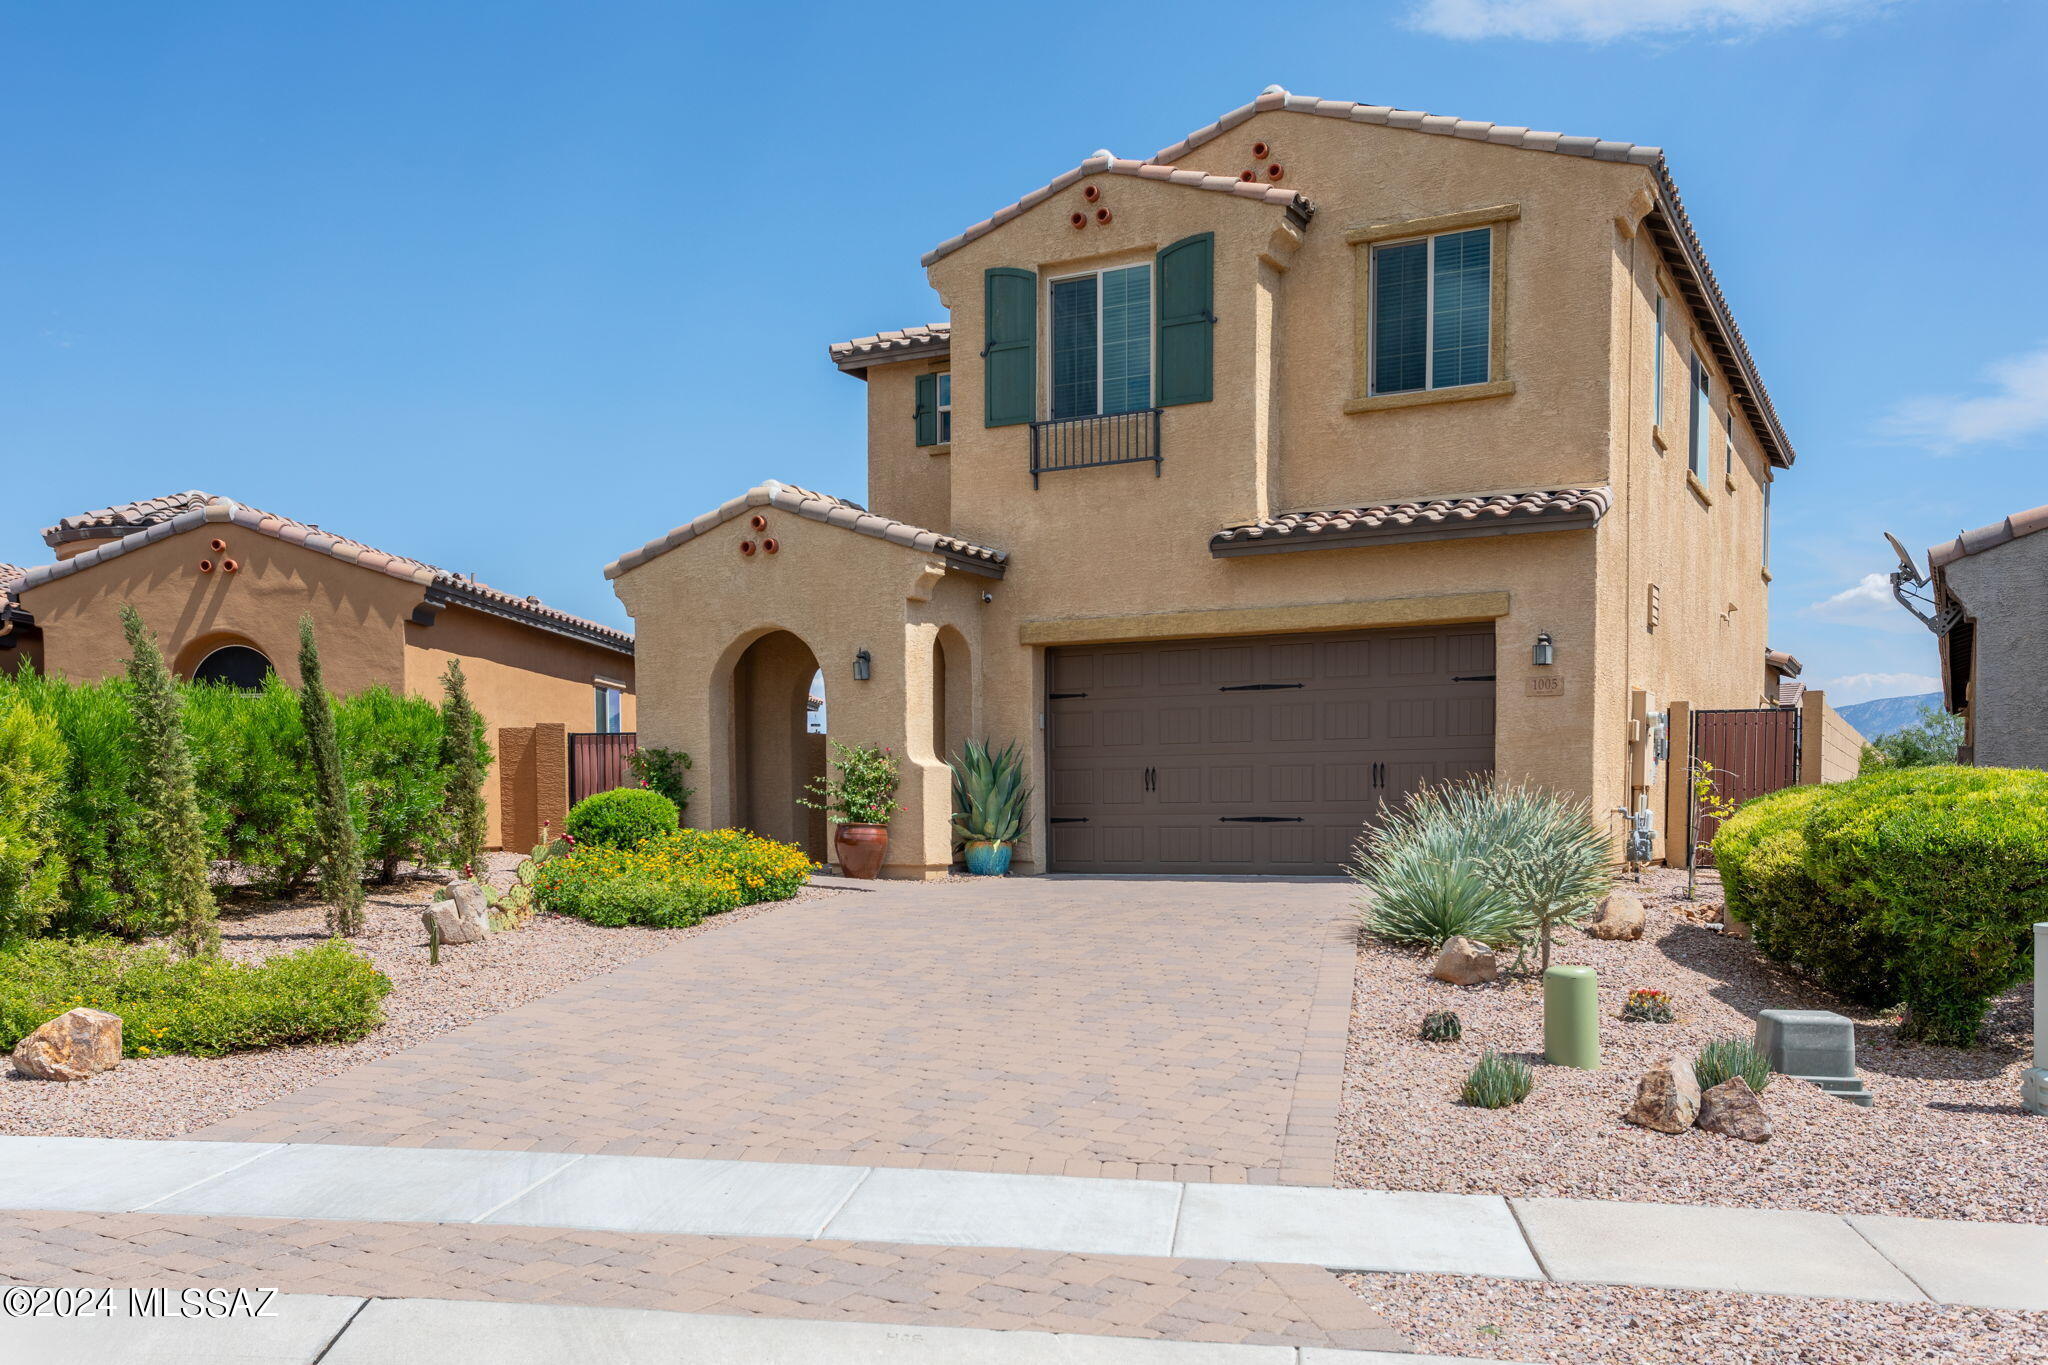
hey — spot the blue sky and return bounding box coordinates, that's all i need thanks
[7,0,2042,704]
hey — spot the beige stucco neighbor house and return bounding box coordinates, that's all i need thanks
[608,88,1795,877]
[8,492,636,850]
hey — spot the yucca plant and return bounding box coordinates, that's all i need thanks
[950,739,1031,849]
[1460,1049,1534,1109]
[1694,1036,1772,1092]
[1419,1009,1462,1042]
[1352,780,1541,949]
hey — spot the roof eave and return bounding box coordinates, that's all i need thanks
[424,582,633,657]
[1210,508,1605,558]
[828,336,953,378]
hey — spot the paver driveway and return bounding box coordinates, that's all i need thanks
[191,878,1357,1184]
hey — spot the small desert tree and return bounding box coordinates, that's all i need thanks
[437,659,490,874]
[119,606,220,956]
[1688,758,1738,901]
[1479,785,1614,972]
[297,617,364,935]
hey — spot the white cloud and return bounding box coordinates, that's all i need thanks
[1407,0,1891,42]
[1882,344,2048,453]
[1804,571,1918,632]
[1818,671,1941,704]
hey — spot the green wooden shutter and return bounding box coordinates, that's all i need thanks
[1155,233,1214,407]
[913,372,938,446]
[983,268,1037,427]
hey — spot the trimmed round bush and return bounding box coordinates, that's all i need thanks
[1715,766,2048,1045]
[564,787,678,850]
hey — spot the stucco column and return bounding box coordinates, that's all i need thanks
[2025,923,2048,1116]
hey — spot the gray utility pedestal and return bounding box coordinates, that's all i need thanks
[1756,1010,1873,1107]
[2025,924,2047,1117]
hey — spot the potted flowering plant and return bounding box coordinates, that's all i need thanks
[950,739,1031,875]
[800,740,903,878]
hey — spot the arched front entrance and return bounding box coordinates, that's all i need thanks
[731,629,828,861]
[190,643,274,690]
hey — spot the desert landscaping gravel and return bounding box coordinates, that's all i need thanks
[1346,1271,2048,1364]
[1339,867,2044,1224]
[1,860,838,1140]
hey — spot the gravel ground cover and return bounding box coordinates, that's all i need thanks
[1344,1271,2048,1364]
[1,857,836,1140]
[1338,867,2043,1223]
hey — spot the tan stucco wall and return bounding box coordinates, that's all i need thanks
[862,359,952,534]
[627,106,1785,871]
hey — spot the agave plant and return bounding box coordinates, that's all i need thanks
[950,739,1031,848]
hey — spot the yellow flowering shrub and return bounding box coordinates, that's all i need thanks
[532,827,814,928]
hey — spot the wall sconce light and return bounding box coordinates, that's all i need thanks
[1532,632,1556,667]
[852,648,872,682]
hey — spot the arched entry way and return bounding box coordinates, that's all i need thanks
[731,630,828,861]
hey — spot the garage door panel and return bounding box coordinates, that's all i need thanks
[1048,625,1495,874]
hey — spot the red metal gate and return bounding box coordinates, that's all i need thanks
[569,732,639,806]
[1690,708,1801,864]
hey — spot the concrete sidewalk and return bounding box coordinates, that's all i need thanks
[0,1293,1530,1365]
[3,1136,2043,1311]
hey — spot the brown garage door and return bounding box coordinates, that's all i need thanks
[1047,625,1495,874]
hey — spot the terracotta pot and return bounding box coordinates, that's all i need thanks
[834,823,890,879]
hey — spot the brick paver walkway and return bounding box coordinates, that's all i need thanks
[190,878,1357,1184]
[0,1209,1408,1350]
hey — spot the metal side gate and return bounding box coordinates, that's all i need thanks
[569,732,639,806]
[1689,707,1801,865]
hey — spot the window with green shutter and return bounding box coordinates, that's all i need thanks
[1156,233,1214,406]
[1048,264,1152,419]
[983,268,1037,427]
[913,372,939,447]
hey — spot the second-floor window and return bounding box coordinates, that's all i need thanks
[914,371,951,447]
[1687,352,1711,480]
[592,683,623,734]
[1370,227,1491,395]
[1049,264,1152,419]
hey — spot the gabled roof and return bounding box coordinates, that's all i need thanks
[921,157,1314,268]
[830,323,951,377]
[21,494,632,654]
[0,563,26,623]
[1211,488,1611,557]
[1928,501,2048,571]
[604,480,1007,581]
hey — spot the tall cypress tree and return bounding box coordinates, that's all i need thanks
[297,617,364,935]
[119,606,219,957]
[437,659,489,874]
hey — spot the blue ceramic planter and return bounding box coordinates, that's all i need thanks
[962,841,1013,876]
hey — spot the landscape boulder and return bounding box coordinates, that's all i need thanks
[422,885,492,947]
[1623,1052,1701,1133]
[1431,936,1500,986]
[1697,1076,1772,1143]
[11,1008,123,1082]
[1585,892,1646,941]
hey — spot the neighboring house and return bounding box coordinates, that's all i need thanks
[1765,648,1803,707]
[1928,502,2048,770]
[10,491,636,849]
[0,564,38,675]
[607,88,1792,877]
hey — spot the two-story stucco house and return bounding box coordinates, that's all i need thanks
[607,88,1795,877]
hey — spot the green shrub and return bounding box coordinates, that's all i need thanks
[436,661,491,874]
[1859,705,1965,773]
[1694,1035,1771,1092]
[1460,1049,1533,1108]
[626,746,693,818]
[534,827,813,927]
[1419,1009,1462,1042]
[186,676,319,897]
[1715,766,2048,1045]
[0,693,68,947]
[0,937,390,1056]
[566,787,679,850]
[121,607,218,956]
[800,740,903,825]
[339,687,449,882]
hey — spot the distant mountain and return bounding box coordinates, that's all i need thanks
[1834,691,1944,739]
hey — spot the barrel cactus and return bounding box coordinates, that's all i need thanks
[1419,1009,1463,1042]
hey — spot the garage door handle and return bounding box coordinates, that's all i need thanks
[1219,815,1304,823]
[1452,674,1495,683]
[1049,692,1089,700]
[1218,682,1305,692]
[1050,817,1089,824]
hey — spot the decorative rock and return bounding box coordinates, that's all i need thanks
[1623,1052,1701,1133]
[449,881,492,926]
[1585,891,1646,941]
[11,1007,123,1081]
[1431,936,1499,986]
[1697,1075,1773,1143]
[421,902,486,946]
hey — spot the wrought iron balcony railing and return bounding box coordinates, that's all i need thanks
[1028,408,1162,488]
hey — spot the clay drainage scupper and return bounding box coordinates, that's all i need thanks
[761,538,779,554]
[1094,207,1111,224]
[209,538,227,552]
[221,559,240,573]
[739,540,757,556]
[1266,163,1284,182]
[1070,211,1087,229]
[1083,183,1100,203]
[749,514,767,530]
[1251,141,1270,159]
[198,560,214,573]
